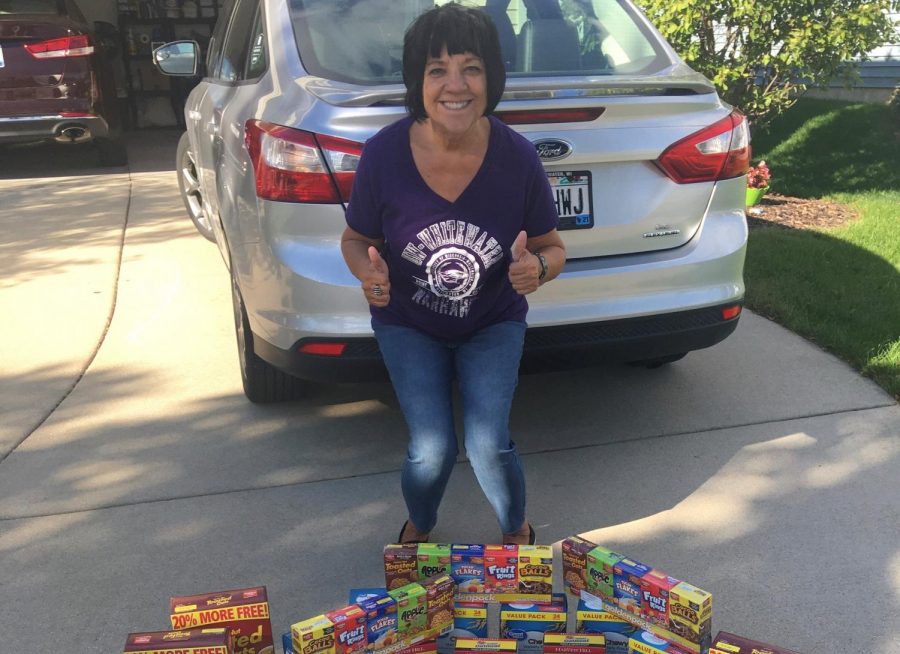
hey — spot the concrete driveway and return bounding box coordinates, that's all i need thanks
[0,133,897,654]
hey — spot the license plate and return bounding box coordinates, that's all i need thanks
[548,171,593,230]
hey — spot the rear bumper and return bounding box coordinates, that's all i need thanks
[253,303,742,383]
[0,113,111,145]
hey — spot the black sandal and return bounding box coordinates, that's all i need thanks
[528,523,536,545]
[398,520,429,544]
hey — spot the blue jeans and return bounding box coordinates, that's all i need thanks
[373,320,527,535]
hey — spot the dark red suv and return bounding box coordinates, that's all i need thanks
[0,0,126,166]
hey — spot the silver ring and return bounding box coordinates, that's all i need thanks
[372,284,383,297]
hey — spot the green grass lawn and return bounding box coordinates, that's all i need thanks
[745,98,900,398]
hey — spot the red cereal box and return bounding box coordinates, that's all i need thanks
[170,586,272,654]
[639,570,681,628]
[483,546,518,593]
[328,605,368,654]
[123,627,233,654]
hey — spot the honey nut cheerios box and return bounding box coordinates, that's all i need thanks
[709,631,803,654]
[454,639,518,654]
[123,627,233,654]
[170,586,273,654]
[291,614,336,654]
[543,633,606,654]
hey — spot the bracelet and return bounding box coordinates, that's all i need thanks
[535,251,548,281]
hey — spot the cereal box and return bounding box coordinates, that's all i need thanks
[451,544,485,593]
[423,573,456,634]
[585,546,623,600]
[639,571,681,628]
[437,602,489,654]
[576,595,639,654]
[613,558,651,617]
[283,632,293,654]
[667,583,712,646]
[499,593,568,654]
[543,633,606,654]
[385,545,421,589]
[400,643,438,654]
[517,545,553,597]
[292,615,336,654]
[358,591,398,651]
[710,632,803,654]
[389,583,428,635]
[123,628,234,654]
[417,544,452,580]
[627,631,693,654]
[170,586,272,654]
[454,639,518,654]
[350,589,390,606]
[562,536,599,595]
[328,605,368,654]
[483,545,519,594]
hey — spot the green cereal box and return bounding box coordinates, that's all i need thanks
[389,583,428,635]
[417,544,452,580]
[586,545,623,599]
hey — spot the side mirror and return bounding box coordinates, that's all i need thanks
[153,40,200,76]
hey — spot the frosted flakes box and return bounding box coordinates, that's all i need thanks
[385,545,421,589]
[499,593,568,654]
[562,536,599,595]
[358,591,399,650]
[418,544,452,580]
[123,628,234,654]
[639,571,681,628]
[451,545,486,593]
[585,546,623,600]
[517,545,553,596]
[291,615,335,654]
[454,639,518,654]
[170,586,273,654]
[709,632,802,654]
[627,631,692,654]
[543,633,606,654]
[423,573,456,633]
[438,602,489,654]
[612,559,651,617]
[389,582,428,635]
[667,583,712,646]
[328,605,368,654]
[483,545,519,594]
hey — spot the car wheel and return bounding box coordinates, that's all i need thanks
[96,136,128,167]
[231,273,307,403]
[627,352,687,369]
[176,132,216,242]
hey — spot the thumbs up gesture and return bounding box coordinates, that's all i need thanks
[508,230,540,295]
[364,246,390,307]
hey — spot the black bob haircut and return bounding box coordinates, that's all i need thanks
[403,3,506,122]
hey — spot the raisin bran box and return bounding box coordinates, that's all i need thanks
[417,544,452,580]
[483,545,519,594]
[667,583,712,646]
[170,586,273,654]
[627,631,693,654]
[291,615,335,654]
[124,628,233,654]
[639,571,681,628]
[562,536,599,595]
[386,545,421,589]
[613,558,651,617]
[389,582,428,635]
[585,546,623,600]
[437,602,489,654]
[454,639,518,654]
[358,591,399,650]
[543,633,606,654]
[451,544,486,593]
[499,593,568,654]
[327,605,368,654]
[709,631,803,654]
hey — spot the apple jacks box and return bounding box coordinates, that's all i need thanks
[170,586,273,654]
[385,544,553,603]
[123,627,233,654]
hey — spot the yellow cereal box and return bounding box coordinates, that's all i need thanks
[517,545,553,597]
[667,583,712,646]
[292,615,336,654]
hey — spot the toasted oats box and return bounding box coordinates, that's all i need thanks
[454,639,518,654]
[483,545,519,594]
[123,627,233,654]
[612,559,651,617]
[667,583,711,646]
[418,544,453,579]
[423,573,456,633]
[627,631,693,654]
[170,586,273,654]
[390,583,428,635]
[358,591,398,650]
[451,544,486,593]
[517,545,553,597]
[585,546,623,600]
[709,632,802,654]
[386,545,421,589]
[328,605,368,654]
[437,601,489,654]
[543,633,606,654]
[639,571,681,628]
[499,593,568,654]
[562,536,598,596]
[292,615,335,654]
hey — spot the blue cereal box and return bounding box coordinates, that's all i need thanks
[576,595,638,654]
[349,588,389,606]
[499,593,568,654]
[437,602,489,654]
[451,545,486,593]
[613,558,651,617]
[357,590,398,650]
[284,631,294,654]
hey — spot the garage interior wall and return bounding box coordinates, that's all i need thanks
[79,0,118,25]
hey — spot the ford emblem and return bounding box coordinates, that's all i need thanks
[533,139,572,161]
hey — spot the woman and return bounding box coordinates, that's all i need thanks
[341,3,565,545]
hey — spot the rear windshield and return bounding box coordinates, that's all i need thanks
[289,0,669,85]
[0,0,61,14]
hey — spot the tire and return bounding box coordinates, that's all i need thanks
[96,136,128,167]
[176,132,216,242]
[627,352,687,369]
[231,273,307,403]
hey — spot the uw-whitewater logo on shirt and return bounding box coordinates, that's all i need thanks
[401,219,504,317]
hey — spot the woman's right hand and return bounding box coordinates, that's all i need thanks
[363,246,391,307]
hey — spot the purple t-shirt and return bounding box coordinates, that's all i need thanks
[346,115,558,340]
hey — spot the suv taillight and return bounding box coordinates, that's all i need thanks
[244,120,362,203]
[655,110,750,184]
[24,35,94,58]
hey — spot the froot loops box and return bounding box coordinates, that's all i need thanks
[484,545,519,594]
[328,605,368,654]
[639,571,681,628]
[499,593,568,654]
[170,586,273,654]
[123,628,233,654]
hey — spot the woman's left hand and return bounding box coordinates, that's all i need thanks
[508,230,541,295]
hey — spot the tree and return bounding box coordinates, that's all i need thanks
[633,0,898,126]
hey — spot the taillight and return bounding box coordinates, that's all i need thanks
[244,120,362,203]
[496,107,605,125]
[655,110,750,184]
[24,35,94,59]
